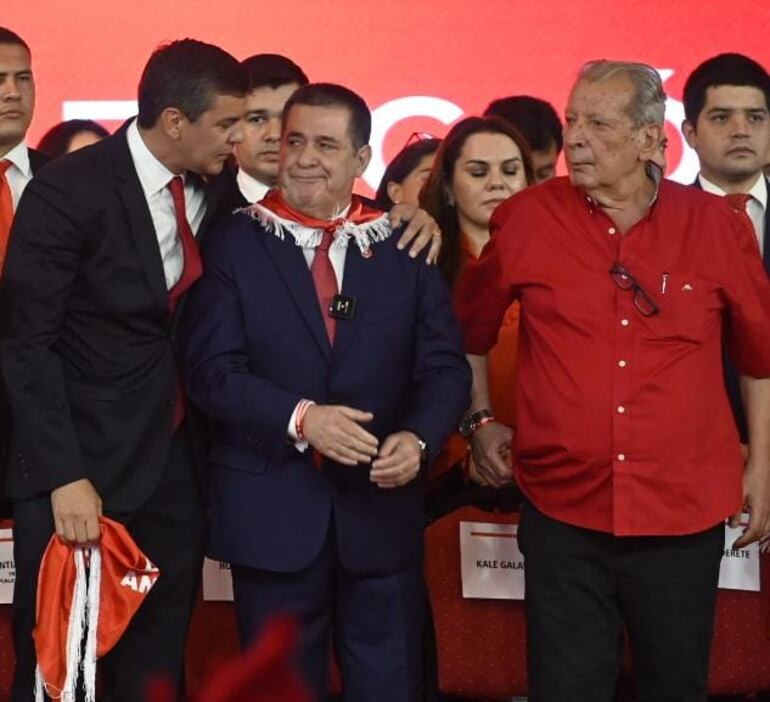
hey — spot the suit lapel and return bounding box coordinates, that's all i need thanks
[260,230,332,361]
[110,127,169,314]
[27,148,49,175]
[332,243,375,362]
[197,165,245,247]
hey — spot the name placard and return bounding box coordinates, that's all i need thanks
[201,557,234,601]
[460,521,525,600]
[718,516,760,592]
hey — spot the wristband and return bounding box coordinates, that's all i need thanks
[295,400,313,441]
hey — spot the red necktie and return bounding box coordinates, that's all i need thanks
[725,192,751,214]
[310,227,339,344]
[0,160,14,270]
[167,175,203,429]
[167,176,203,313]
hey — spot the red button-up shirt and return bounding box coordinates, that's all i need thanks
[456,176,770,536]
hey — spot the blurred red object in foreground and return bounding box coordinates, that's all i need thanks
[146,616,310,702]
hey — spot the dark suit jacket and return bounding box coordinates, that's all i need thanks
[180,210,471,575]
[693,177,770,442]
[0,124,244,511]
[0,147,49,515]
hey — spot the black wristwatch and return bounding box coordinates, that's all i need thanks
[458,409,494,438]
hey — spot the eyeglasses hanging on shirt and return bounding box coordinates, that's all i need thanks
[609,262,661,317]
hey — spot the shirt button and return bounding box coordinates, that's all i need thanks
[608,227,616,235]
[617,453,626,461]
[618,360,627,368]
[621,319,630,326]
[617,406,625,414]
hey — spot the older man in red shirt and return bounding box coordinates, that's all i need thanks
[456,60,770,702]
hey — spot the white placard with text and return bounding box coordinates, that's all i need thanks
[0,528,15,604]
[460,521,525,600]
[718,516,760,592]
[202,557,234,601]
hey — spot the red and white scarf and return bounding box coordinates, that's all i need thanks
[242,190,392,256]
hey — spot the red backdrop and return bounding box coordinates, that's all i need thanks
[5,0,770,193]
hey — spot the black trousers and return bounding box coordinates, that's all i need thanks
[518,500,725,702]
[11,431,205,702]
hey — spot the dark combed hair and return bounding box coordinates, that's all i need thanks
[137,39,247,128]
[241,53,308,91]
[283,83,371,150]
[420,116,535,287]
[683,53,770,125]
[375,137,441,210]
[0,27,29,52]
[484,95,563,154]
[36,119,110,160]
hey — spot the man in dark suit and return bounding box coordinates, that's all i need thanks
[180,83,470,702]
[0,27,48,518]
[682,53,770,448]
[0,39,248,701]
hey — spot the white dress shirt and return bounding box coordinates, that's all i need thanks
[2,141,33,210]
[237,167,271,204]
[126,119,206,289]
[699,172,767,255]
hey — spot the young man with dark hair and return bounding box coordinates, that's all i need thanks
[180,81,470,701]
[1,38,247,701]
[484,95,563,182]
[0,25,47,263]
[682,53,770,446]
[235,53,309,202]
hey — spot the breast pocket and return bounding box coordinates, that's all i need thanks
[653,275,717,344]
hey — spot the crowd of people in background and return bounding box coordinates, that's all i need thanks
[1,23,770,702]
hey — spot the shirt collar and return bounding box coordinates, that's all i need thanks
[581,163,662,216]
[2,141,31,178]
[237,168,271,203]
[698,171,767,212]
[126,119,180,197]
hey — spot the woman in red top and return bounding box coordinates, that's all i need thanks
[421,116,534,488]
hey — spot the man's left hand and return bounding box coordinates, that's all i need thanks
[388,204,442,264]
[370,431,422,488]
[730,457,770,548]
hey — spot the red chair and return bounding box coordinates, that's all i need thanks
[707,551,770,695]
[424,505,527,698]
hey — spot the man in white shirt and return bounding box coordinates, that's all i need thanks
[235,53,308,203]
[1,39,248,702]
[683,53,769,252]
[681,52,770,446]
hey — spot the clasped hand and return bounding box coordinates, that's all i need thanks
[302,404,421,488]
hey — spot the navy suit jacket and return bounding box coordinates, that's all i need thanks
[693,177,770,442]
[180,209,471,576]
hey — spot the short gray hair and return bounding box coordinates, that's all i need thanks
[579,60,666,127]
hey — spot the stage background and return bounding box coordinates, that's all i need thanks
[5,0,770,194]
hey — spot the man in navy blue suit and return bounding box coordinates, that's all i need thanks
[180,83,470,702]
